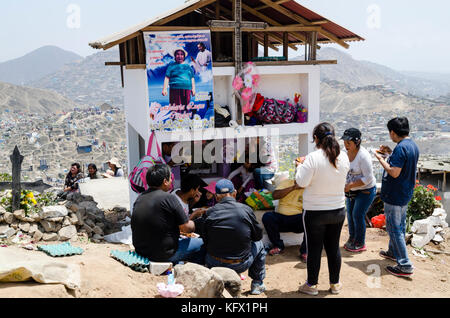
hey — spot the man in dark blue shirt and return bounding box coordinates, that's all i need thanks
[203,179,267,295]
[375,117,419,277]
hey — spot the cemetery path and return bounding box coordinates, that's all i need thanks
[0,226,449,298]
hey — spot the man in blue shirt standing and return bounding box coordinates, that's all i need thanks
[375,117,419,277]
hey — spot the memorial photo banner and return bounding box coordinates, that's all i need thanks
[144,30,214,131]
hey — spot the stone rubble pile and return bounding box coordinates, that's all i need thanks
[0,192,130,244]
[411,208,448,249]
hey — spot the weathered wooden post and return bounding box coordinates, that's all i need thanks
[10,146,24,212]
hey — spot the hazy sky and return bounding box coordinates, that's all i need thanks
[1,0,449,73]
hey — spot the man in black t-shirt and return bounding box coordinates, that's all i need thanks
[131,164,205,265]
[203,179,267,295]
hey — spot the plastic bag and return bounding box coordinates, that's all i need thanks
[232,62,260,114]
[371,214,385,228]
[157,282,184,298]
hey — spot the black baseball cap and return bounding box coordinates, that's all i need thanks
[341,128,362,142]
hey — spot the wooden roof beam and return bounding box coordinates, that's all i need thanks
[252,34,279,51]
[259,0,311,25]
[243,26,320,32]
[259,0,349,49]
[255,32,298,50]
[254,0,291,11]
[236,1,312,47]
[317,27,349,49]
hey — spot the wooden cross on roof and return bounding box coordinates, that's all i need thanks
[208,0,267,123]
[208,0,267,73]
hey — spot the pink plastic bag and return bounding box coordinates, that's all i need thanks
[157,282,184,298]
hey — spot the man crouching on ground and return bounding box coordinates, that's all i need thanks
[203,179,267,295]
[131,164,205,265]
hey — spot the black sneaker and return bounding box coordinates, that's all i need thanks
[343,239,354,250]
[344,242,367,253]
[386,265,413,277]
[379,250,396,261]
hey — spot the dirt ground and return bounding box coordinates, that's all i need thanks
[1,224,449,298]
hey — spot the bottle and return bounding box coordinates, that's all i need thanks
[167,270,175,285]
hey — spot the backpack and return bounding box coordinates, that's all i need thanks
[129,132,172,193]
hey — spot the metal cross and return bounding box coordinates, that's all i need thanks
[0,146,52,211]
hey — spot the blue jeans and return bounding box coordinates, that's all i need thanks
[168,237,206,265]
[384,203,413,272]
[253,168,274,190]
[262,212,307,254]
[205,240,267,284]
[346,186,376,245]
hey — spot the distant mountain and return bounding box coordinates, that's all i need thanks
[27,49,123,107]
[0,46,82,85]
[25,46,450,112]
[0,81,79,114]
[319,78,446,115]
[402,71,450,86]
[298,47,450,98]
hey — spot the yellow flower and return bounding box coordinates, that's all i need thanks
[26,192,34,198]
[31,199,37,205]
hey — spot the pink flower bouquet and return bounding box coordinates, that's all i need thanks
[232,62,260,114]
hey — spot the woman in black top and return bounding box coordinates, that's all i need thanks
[63,162,83,192]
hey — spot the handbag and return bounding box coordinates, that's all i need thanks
[128,132,174,193]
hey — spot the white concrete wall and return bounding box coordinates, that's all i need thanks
[123,68,150,211]
[123,65,321,210]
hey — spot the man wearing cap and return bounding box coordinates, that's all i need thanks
[203,179,267,295]
[341,128,377,253]
[162,48,196,109]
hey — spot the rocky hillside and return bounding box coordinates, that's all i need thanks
[0,81,80,114]
[319,79,444,115]
[316,47,450,98]
[26,50,123,107]
[0,46,82,85]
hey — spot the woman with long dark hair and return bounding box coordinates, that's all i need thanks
[87,163,99,179]
[295,122,350,295]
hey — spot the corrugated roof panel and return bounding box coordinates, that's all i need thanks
[89,0,364,50]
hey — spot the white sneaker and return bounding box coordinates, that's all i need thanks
[329,283,342,294]
[298,282,318,296]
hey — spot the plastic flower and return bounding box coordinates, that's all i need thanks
[252,74,260,87]
[243,101,253,113]
[244,74,253,88]
[241,87,253,101]
[232,76,243,91]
